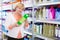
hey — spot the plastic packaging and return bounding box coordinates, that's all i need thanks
[55,5,60,20]
[43,7,46,19]
[45,7,49,19]
[49,6,55,20]
[17,14,29,25]
[39,24,43,34]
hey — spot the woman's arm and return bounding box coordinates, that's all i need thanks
[8,23,18,30]
[8,12,22,30]
[24,20,29,29]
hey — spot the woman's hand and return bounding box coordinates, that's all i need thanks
[8,23,18,30]
[24,20,29,29]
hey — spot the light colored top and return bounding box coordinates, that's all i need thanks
[3,12,28,38]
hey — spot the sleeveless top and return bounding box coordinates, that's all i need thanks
[3,12,28,38]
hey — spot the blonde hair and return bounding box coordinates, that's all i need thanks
[15,3,24,10]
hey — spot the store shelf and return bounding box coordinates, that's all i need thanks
[0,4,16,10]
[0,2,33,10]
[35,20,60,24]
[24,31,32,35]
[35,35,55,40]
[36,2,60,7]
[0,2,60,10]
[24,31,55,40]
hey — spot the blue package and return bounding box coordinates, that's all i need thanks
[55,8,60,20]
[2,25,8,33]
[24,38,29,40]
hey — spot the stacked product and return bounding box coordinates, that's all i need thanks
[34,23,56,38]
[35,5,60,21]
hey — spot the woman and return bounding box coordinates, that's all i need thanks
[5,3,29,40]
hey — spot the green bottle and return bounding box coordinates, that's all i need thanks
[17,14,29,25]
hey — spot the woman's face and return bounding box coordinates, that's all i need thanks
[16,6,24,13]
[14,6,24,21]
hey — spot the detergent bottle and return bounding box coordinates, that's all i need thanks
[17,14,29,25]
[55,5,60,21]
[49,6,55,20]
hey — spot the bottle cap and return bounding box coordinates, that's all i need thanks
[50,6,54,8]
[58,4,60,8]
[24,14,29,19]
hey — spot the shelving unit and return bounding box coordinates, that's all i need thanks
[24,31,32,35]
[35,20,60,24]
[24,0,60,40]
[1,1,60,10]
[24,31,56,40]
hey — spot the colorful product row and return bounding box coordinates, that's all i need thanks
[35,5,60,21]
[34,23,57,38]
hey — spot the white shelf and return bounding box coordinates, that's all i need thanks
[0,2,60,10]
[0,3,16,10]
[0,2,33,10]
[35,20,60,24]
[24,31,32,35]
[36,35,56,40]
[24,31,55,40]
[36,2,60,7]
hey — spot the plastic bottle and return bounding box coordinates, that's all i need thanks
[45,7,49,20]
[49,6,55,20]
[58,27,60,38]
[17,14,29,25]
[35,25,40,34]
[55,25,59,38]
[39,24,43,35]
[2,25,8,33]
[43,7,46,19]
[55,5,60,21]
[29,21,32,32]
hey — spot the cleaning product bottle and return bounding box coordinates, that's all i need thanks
[55,5,60,21]
[39,24,43,35]
[49,6,55,20]
[58,27,60,38]
[55,25,59,38]
[46,7,49,20]
[43,7,46,20]
[2,25,8,33]
[29,21,32,32]
[17,14,29,25]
